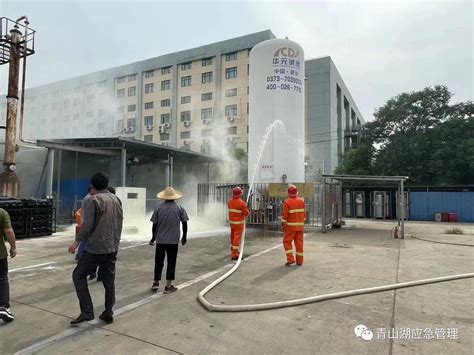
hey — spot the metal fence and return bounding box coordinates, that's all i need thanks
[196,182,342,229]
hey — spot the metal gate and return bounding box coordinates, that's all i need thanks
[197,182,341,230]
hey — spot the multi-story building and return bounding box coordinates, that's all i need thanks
[0,30,364,175]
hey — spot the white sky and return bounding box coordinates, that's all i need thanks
[0,0,472,121]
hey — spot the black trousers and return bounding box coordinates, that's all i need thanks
[154,243,178,282]
[72,251,117,317]
[0,258,9,308]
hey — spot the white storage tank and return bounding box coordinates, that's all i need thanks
[248,38,305,183]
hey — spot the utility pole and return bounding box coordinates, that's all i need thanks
[0,17,36,197]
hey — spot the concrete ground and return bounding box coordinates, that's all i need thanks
[1,220,473,355]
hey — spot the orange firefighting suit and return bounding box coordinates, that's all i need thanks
[281,197,306,265]
[227,197,250,258]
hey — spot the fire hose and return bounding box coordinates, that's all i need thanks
[197,223,474,312]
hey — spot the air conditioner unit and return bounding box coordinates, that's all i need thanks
[162,142,169,147]
[227,116,235,122]
[164,123,170,129]
[227,136,235,143]
[123,127,128,133]
[146,125,153,131]
[183,120,191,127]
[183,139,192,145]
[203,118,213,125]
[158,125,165,133]
[203,138,210,144]
[129,127,135,133]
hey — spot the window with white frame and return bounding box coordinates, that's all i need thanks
[201,92,212,101]
[161,80,170,91]
[201,72,213,84]
[180,131,191,139]
[181,96,191,104]
[180,111,191,122]
[225,104,237,117]
[225,67,237,79]
[181,76,191,87]
[144,102,154,110]
[201,108,213,120]
[161,113,170,124]
[144,116,154,126]
[128,87,136,96]
[225,88,237,97]
[225,52,238,61]
[144,135,153,142]
[145,83,154,94]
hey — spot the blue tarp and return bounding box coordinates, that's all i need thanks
[410,191,474,223]
[53,179,90,218]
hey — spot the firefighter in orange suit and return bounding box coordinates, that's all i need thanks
[227,186,250,260]
[281,185,306,266]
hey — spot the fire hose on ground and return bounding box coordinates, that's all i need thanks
[197,225,474,313]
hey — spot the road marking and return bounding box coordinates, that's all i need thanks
[120,242,150,250]
[14,243,280,355]
[10,262,57,273]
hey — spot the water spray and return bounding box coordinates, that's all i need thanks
[196,121,474,312]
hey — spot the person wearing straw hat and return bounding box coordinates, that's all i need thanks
[149,187,189,293]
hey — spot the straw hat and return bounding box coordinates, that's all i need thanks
[157,187,183,200]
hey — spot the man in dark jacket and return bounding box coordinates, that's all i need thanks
[68,172,123,325]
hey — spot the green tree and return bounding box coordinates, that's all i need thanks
[336,86,473,184]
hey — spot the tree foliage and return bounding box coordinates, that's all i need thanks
[337,86,474,184]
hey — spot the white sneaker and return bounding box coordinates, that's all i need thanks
[0,307,14,322]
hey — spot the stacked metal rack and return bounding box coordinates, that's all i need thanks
[0,197,55,238]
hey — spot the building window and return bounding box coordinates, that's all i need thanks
[86,112,93,118]
[86,95,94,104]
[202,72,213,84]
[73,98,81,106]
[180,131,191,139]
[161,66,171,75]
[247,102,249,114]
[64,115,70,121]
[202,57,213,66]
[181,76,192,87]
[128,87,136,97]
[181,62,192,70]
[127,118,136,128]
[181,96,191,104]
[128,74,137,81]
[144,116,154,126]
[98,109,105,116]
[201,129,212,137]
[116,120,124,132]
[201,92,212,101]
[145,83,154,94]
[144,135,153,142]
[160,133,170,141]
[144,70,154,78]
[180,111,191,122]
[161,80,170,91]
[117,106,124,113]
[144,102,154,110]
[161,99,170,107]
[97,122,105,130]
[98,80,107,88]
[63,99,71,108]
[117,76,125,84]
[225,104,237,117]
[226,126,237,135]
[225,88,237,97]
[128,104,136,112]
[201,108,213,120]
[73,114,80,120]
[225,52,238,61]
[160,113,170,124]
[225,67,237,79]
